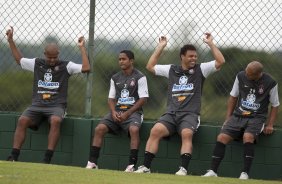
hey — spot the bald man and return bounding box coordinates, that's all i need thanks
[203,61,279,179]
[6,26,90,163]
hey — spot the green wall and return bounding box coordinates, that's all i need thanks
[0,113,281,180]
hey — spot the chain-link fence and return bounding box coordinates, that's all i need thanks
[1,0,281,126]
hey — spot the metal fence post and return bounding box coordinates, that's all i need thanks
[85,0,96,117]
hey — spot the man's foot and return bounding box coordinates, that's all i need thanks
[85,161,98,169]
[175,166,187,176]
[239,172,249,179]
[202,170,218,177]
[134,165,151,173]
[42,158,51,164]
[124,164,135,172]
[6,155,17,162]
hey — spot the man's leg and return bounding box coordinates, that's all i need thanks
[8,116,33,161]
[123,125,140,172]
[43,115,62,163]
[86,123,109,168]
[177,128,194,174]
[203,133,233,176]
[135,123,169,173]
[128,125,140,166]
[241,133,255,176]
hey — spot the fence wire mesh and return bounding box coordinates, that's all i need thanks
[1,0,281,126]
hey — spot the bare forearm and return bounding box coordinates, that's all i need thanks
[79,46,90,73]
[146,45,165,73]
[8,40,22,64]
[266,106,278,126]
[126,98,147,115]
[225,96,237,120]
[208,42,225,69]
[108,99,117,112]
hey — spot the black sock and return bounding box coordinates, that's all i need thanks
[89,146,100,164]
[143,151,155,169]
[43,149,54,164]
[210,141,226,173]
[129,149,138,166]
[180,153,192,170]
[10,148,20,161]
[242,142,254,174]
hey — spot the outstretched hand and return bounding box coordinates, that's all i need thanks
[203,32,213,45]
[78,36,86,47]
[6,26,14,42]
[158,36,167,48]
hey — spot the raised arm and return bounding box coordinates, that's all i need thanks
[203,33,225,70]
[146,36,167,74]
[6,26,22,64]
[78,36,91,73]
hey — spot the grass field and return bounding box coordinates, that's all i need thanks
[0,161,281,184]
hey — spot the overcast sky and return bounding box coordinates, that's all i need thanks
[1,0,281,51]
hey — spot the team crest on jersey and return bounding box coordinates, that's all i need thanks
[258,85,264,94]
[130,79,136,86]
[188,69,194,74]
[47,68,52,73]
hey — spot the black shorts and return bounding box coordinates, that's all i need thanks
[158,111,200,136]
[21,105,66,130]
[221,115,266,140]
[100,111,143,135]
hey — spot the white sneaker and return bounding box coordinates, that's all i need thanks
[124,164,135,172]
[202,170,218,177]
[175,166,187,176]
[134,165,151,173]
[85,161,98,169]
[239,172,249,179]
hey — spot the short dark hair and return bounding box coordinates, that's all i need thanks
[120,50,134,60]
[180,44,197,57]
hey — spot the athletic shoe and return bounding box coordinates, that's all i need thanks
[175,166,187,176]
[239,172,249,179]
[6,155,17,162]
[85,161,98,169]
[42,157,51,164]
[134,165,151,173]
[202,170,218,177]
[124,164,135,172]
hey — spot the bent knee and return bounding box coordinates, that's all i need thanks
[17,116,32,128]
[181,128,193,139]
[50,116,63,124]
[243,133,255,143]
[150,123,169,138]
[129,125,140,135]
[49,116,62,128]
[217,133,233,144]
[95,124,108,134]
